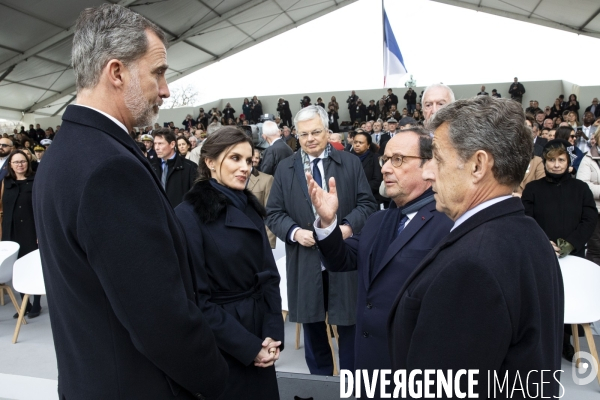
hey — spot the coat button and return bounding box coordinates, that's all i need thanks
[363,331,369,338]
[366,303,372,309]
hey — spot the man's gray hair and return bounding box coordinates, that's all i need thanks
[422,83,456,103]
[72,4,166,91]
[430,96,532,187]
[293,105,328,130]
[262,121,280,137]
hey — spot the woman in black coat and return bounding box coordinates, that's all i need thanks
[0,150,41,318]
[351,131,385,205]
[521,139,597,362]
[174,127,283,400]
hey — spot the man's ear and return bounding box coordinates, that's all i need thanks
[471,150,494,183]
[104,59,127,89]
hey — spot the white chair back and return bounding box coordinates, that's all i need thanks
[0,241,20,283]
[276,256,287,312]
[271,238,286,263]
[559,255,600,324]
[12,250,45,296]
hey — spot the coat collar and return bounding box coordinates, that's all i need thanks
[184,180,265,229]
[388,197,522,326]
[62,105,167,195]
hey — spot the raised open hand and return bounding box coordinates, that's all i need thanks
[306,172,338,227]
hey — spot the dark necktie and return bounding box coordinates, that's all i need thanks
[161,161,168,189]
[312,158,322,188]
[393,215,409,240]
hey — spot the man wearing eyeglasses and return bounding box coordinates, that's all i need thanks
[307,127,452,397]
[0,138,14,181]
[266,105,377,376]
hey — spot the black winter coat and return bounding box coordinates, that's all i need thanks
[1,175,37,257]
[353,150,384,204]
[175,180,283,400]
[388,198,564,398]
[277,101,292,120]
[522,173,597,257]
[151,155,198,208]
[32,105,227,400]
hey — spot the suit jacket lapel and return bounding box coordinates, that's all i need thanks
[248,174,258,191]
[371,205,434,283]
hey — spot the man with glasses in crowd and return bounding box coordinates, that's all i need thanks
[267,105,377,376]
[307,127,452,398]
[0,137,14,180]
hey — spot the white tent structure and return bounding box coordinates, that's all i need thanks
[0,0,358,121]
[0,0,598,121]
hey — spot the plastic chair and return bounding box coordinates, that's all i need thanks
[0,241,25,325]
[12,250,45,343]
[559,255,600,387]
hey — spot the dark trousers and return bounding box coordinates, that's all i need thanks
[349,109,356,124]
[407,104,416,114]
[303,271,356,375]
[586,216,600,265]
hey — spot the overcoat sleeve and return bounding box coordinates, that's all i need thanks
[564,183,598,252]
[260,149,276,176]
[316,223,360,273]
[266,164,300,241]
[174,203,264,366]
[77,155,228,398]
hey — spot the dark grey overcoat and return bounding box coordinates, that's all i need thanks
[266,148,377,325]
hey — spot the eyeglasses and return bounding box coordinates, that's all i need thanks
[298,129,324,139]
[11,160,27,165]
[570,135,576,138]
[380,154,430,167]
[0,144,13,148]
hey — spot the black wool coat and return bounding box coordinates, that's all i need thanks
[354,150,385,204]
[388,198,564,398]
[151,154,198,208]
[259,139,293,176]
[175,180,283,400]
[33,105,227,400]
[522,174,597,257]
[2,175,37,257]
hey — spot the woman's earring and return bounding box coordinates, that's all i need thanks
[211,167,215,171]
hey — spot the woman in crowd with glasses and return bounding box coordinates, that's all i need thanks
[174,127,283,399]
[0,150,41,318]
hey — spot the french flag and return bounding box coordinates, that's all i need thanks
[383,1,407,87]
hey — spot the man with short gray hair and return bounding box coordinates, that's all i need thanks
[388,95,563,397]
[421,83,455,126]
[32,4,227,400]
[260,120,293,175]
[267,105,377,376]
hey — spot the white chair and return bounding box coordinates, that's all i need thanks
[0,241,24,325]
[12,250,45,343]
[559,255,600,387]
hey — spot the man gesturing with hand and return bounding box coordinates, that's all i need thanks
[266,105,377,376]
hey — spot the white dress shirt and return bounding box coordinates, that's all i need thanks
[451,195,512,232]
[314,211,416,240]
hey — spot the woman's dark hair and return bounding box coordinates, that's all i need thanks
[176,136,191,154]
[7,150,33,180]
[198,126,254,181]
[555,126,574,141]
[569,94,577,101]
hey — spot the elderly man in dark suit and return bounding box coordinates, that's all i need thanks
[32,4,227,400]
[266,105,377,375]
[388,95,564,397]
[260,120,293,176]
[308,127,452,398]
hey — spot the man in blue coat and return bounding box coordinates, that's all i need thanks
[32,4,227,400]
[388,95,564,398]
[308,127,452,398]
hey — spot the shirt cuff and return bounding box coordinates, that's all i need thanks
[314,216,338,240]
[288,226,301,243]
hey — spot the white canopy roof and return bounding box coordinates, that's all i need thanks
[0,0,597,121]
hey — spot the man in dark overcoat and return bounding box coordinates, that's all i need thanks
[308,128,452,398]
[266,105,377,375]
[32,5,227,400]
[388,95,564,397]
